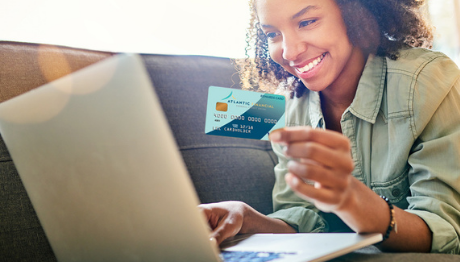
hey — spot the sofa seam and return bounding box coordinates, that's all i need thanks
[179,144,273,151]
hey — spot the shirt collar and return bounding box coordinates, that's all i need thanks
[306,54,386,127]
[348,54,387,124]
[308,90,324,128]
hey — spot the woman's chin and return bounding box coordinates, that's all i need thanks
[299,80,328,93]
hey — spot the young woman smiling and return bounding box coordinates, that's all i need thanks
[200,0,460,254]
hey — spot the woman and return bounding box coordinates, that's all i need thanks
[200,0,460,253]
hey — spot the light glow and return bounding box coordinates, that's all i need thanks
[0,0,250,58]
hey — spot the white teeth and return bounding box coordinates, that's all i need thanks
[298,53,325,73]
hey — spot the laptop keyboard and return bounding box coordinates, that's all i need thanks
[220,251,296,262]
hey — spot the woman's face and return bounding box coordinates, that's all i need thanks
[256,0,362,93]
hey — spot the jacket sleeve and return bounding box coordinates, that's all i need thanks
[406,54,460,254]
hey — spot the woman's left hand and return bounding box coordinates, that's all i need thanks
[269,126,356,213]
[270,126,433,252]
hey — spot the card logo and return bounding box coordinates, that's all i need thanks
[221,90,252,106]
[215,91,236,111]
[222,91,236,100]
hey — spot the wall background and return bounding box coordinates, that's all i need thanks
[0,0,250,58]
[428,0,460,65]
[0,0,458,62]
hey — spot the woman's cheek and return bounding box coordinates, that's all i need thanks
[269,45,283,66]
[269,46,296,76]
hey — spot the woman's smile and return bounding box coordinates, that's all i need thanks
[292,52,327,79]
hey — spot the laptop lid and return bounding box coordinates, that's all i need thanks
[0,54,221,262]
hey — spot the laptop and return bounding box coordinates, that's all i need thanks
[0,54,381,262]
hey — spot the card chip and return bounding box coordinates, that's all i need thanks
[216,102,228,112]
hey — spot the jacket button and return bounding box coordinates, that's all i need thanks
[392,188,401,197]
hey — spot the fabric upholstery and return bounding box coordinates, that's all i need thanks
[0,41,113,103]
[142,54,277,214]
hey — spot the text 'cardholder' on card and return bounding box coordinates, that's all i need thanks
[205,86,285,140]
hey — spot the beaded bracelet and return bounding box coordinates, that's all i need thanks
[380,195,397,242]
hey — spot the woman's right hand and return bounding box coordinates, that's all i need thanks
[199,201,297,245]
[199,201,248,245]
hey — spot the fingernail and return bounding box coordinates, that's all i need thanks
[287,174,299,187]
[209,237,217,244]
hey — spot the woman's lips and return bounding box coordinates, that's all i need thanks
[294,52,327,79]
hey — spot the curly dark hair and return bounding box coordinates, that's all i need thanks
[236,0,434,97]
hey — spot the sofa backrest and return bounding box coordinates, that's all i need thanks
[141,53,277,212]
[0,41,113,103]
[0,41,277,261]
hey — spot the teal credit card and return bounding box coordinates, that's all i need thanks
[205,86,285,140]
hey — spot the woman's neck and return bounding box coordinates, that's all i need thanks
[320,47,367,132]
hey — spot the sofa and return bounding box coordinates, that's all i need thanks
[0,41,458,262]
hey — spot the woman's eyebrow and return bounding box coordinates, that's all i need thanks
[260,5,320,29]
[292,5,319,20]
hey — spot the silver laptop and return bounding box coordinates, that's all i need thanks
[0,54,381,262]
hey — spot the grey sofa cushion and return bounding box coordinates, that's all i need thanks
[0,135,57,262]
[142,54,277,215]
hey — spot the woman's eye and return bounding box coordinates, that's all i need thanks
[299,19,316,28]
[265,32,279,39]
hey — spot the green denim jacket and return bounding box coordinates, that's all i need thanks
[268,48,460,254]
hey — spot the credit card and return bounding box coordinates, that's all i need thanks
[205,86,285,140]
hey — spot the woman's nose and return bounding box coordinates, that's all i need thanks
[282,34,307,62]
